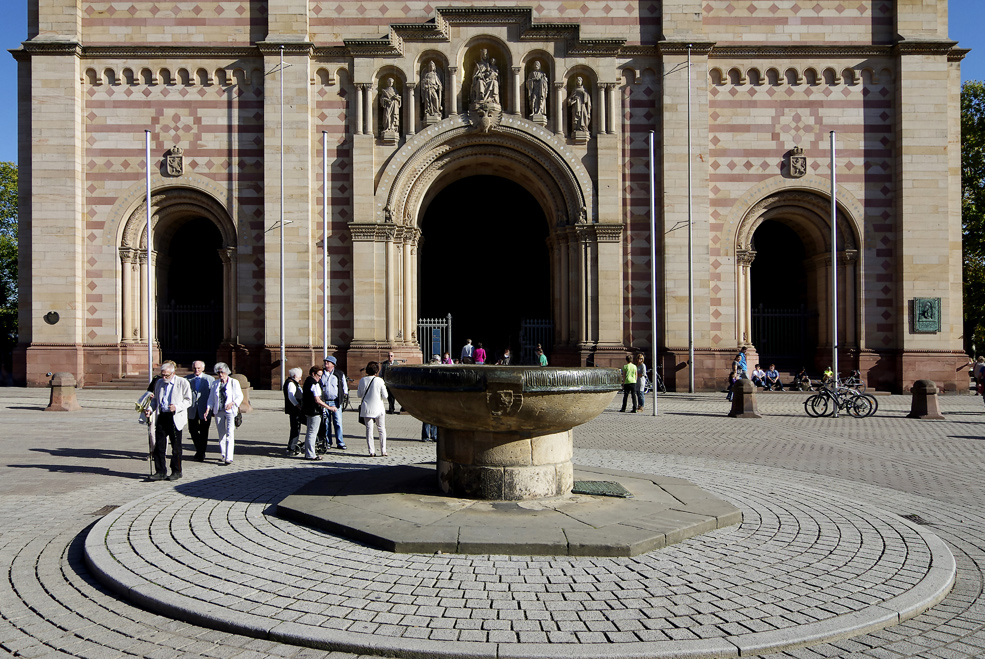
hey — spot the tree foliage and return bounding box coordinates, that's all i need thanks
[962,82,985,354]
[0,161,16,367]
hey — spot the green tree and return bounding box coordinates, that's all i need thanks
[963,82,985,355]
[0,162,16,374]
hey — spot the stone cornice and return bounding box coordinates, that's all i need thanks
[949,48,971,63]
[709,44,892,59]
[19,40,82,57]
[659,41,716,56]
[256,41,315,56]
[895,40,959,56]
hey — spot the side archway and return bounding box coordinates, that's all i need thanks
[118,186,238,359]
[732,188,862,371]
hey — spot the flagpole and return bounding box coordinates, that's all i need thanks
[145,130,153,383]
[830,130,838,416]
[322,130,329,360]
[649,129,659,416]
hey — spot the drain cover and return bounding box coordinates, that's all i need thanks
[571,481,633,498]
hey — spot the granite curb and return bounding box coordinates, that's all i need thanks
[83,471,957,659]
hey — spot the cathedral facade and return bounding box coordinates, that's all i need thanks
[13,0,969,392]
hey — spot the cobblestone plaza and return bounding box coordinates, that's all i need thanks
[2,388,984,658]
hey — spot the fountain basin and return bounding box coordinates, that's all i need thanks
[386,365,621,500]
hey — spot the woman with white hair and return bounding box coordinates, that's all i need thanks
[358,361,389,457]
[206,362,244,465]
[283,367,304,455]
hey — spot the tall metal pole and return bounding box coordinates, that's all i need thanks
[687,45,695,393]
[830,131,839,409]
[279,45,286,385]
[649,130,659,416]
[322,131,329,360]
[145,131,153,382]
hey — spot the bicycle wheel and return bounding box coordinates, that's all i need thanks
[805,394,828,417]
[657,375,667,393]
[862,393,878,417]
[848,395,873,418]
[341,394,350,412]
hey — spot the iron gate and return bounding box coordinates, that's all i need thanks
[157,300,221,364]
[418,313,452,362]
[520,319,553,365]
[751,304,816,366]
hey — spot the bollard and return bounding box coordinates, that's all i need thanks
[727,378,762,418]
[45,372,82,412]
[232,373,253,413]
[906,379,945,420]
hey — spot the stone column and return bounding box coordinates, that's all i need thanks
[386,230,396,342]
[512,66,521,115]
[119,249,132,343]
[608,83,618,134]
[595,226,624,347]
[405,82,416,136]
[842,250,858,348]
[736,250,755,345]
[350,224,388,347]
[402,235,413,345]
[363,83,374,135]
[553,82,564,136]
[597,84,607,135]
[138,254,149,343]
[355,83,365,134]
[447,66,458,115]
[219,247,237,342]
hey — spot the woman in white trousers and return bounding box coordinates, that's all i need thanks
[358,361,389,457]
[206,362,244,465]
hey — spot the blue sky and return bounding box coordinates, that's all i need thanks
[0,0,982,166]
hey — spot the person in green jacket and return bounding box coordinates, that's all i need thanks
[620,354,638,413]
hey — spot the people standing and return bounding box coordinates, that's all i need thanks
[619,355,638,413]
[318,356,348,450]
[634,353,647,412]
[379,351,399,414]
[726,362,741,402]
[301,366,330,461]
[461,339,474,364]
[536,346,548,366]
[206,363,243,466]
[737,347,749,379]
[283,367,304,456]
[358,362,390,457]
[185,360,214,462]
[147,360,193,481]
[474,343,487,365]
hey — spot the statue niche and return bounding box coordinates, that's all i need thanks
[421,61,443,124]
[467,47,503,133]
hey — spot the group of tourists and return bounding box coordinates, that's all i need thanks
[142,360,244,481]
[620,352,649,413]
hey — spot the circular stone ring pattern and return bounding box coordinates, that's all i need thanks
[386,365,622,500]
[84,456,956,659]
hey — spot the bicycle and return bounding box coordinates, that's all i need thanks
[839,369,866,393]
[805,382,877,418]
[640,369,667,395]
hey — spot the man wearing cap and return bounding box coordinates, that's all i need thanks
[318,356,348,450]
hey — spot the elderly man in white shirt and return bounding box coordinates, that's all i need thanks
[147,360,193,481]
[318,356,348,450]
[185,360,215,462]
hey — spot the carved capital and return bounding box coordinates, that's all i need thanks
[349,223,393,242]
[736,249,756,267]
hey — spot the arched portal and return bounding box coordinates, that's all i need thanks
[735,189,861,373]
[119,186,237,367]
[419,175,550,362]
[347,115,624,368]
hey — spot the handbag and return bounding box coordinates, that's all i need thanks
[234,410,243,427]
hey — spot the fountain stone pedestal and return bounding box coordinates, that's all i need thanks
[385,365,622,500]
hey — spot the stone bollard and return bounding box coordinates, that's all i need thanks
[727,378,762,418]
[232,373,253,413]
[907,379,945,420]
[45,372,82,412]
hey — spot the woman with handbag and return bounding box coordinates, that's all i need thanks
[358,361,390,457]
[206,362,244,465]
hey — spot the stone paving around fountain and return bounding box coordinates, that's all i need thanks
[2,387,985,658]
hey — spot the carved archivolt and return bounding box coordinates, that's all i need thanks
[376,115,592,232]
[735,190,858,256]
[120,187,236,251]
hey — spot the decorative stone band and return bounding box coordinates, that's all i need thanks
[385,365,622,394]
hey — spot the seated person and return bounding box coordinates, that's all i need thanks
[750,364,767,388]
[795,367,812,391]
[765,364,784,391]
[821,365,834,384]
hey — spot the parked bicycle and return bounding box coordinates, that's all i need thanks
[641,366,667,395]
[839,369,866,393]
[804,381,877,418]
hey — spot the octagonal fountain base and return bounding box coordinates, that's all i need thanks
[275,463,742,556]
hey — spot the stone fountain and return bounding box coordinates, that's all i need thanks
[276,364,741,556]
[384,365,621,500]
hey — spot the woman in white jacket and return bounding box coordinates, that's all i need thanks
[206,362,244,465]
[358,361,389,457]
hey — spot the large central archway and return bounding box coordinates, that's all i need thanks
[419,175,550,363]
[346,115,626,369]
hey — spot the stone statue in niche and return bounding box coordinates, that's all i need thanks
[379,78,401,143]
[526,61,548,123]
[567,76,592,141]
[421,61,443,123]
[469,49,500,107]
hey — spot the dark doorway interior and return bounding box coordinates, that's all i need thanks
[158,218,223,366]
[750,220,817,368]
[419,176,550,363]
